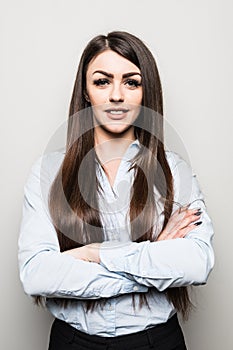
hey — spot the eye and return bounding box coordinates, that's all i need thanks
[124,79,142,89]
[93,78,110,86]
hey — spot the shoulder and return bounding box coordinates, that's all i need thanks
[27,148,65,184]
[165,150,192,174]
[42,148,66,176]
[23,149,66,207]
[165,150,204,206]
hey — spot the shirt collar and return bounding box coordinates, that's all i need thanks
[129,138,140,148]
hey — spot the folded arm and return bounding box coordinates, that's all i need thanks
[18,155,148,299]
[98,152,215,291]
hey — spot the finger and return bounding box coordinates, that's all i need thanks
[185,208,202,217]
[178,225,196,238]
[174,221,203,239]
[175,212,202,230]
[176,205,196,215]
[158,208,203,240]
[164,228,183,240]
[171,208,195,223]
[177,208,201,219]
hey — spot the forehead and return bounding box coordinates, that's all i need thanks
[86,50,140,75]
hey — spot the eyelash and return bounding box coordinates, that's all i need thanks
[93,78,142,88]
[93,79,109,86]
[125,79,142,88]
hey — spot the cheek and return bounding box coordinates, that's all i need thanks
[136,93,143,104]
[126,90,143,105]
[88,89,108,105]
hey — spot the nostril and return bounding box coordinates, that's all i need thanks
[109,97,124,103]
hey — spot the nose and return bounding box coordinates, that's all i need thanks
[109,83,124,103]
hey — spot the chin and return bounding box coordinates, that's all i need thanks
[101,123,133,135]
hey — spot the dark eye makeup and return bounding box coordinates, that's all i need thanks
[93,78,142,88]
[124,79,142,88]
[93,78,110,86]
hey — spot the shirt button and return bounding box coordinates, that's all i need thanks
[109,305,113,311]
[133,286,139,292]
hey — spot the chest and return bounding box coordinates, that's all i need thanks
[102,158,122,189]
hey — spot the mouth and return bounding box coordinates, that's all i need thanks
[104,108,129,119]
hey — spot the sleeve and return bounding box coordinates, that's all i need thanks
[99,152,215,292]
[18,155,148,299]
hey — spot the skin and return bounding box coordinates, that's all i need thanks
[63,50,202,262]
[86,49,143,143]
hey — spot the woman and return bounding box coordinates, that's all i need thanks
[18,31,214,349]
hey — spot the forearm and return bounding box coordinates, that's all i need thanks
[18,155,148,300]
[99,233,214,291]
[19,248,147,299]
[98,192,214,291]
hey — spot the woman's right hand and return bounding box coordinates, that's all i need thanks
[157,207,202,241]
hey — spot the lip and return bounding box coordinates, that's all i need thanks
[104,108,129,120]
[105,108,129,112]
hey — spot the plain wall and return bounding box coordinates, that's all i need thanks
[1,0,232,349]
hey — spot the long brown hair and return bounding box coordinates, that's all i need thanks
[36,31,192,319]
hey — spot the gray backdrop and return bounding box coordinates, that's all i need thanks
[1,0,232,349]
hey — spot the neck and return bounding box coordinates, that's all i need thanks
[94,127,136,164]
[94,125,135,144]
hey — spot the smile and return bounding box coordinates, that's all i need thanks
[110,111,126,115]
[105,108,129,115]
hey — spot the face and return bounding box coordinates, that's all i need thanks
[85,50,143,141]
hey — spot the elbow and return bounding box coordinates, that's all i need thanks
[20,270,47,296]
[18,250,62,297]
[22,281,38,297]
[19,261,54,297]
[196,260,214,286]
[191,263,212,286]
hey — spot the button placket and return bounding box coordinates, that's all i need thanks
[102,300,116,336]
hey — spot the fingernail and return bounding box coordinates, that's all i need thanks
[194,211,202,216]
[194,221,202,226]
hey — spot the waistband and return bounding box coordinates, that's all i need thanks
[51,313,183,348]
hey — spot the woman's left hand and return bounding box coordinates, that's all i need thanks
[62,243,101,263]
[157,207,202,241]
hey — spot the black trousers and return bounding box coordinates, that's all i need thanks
[48,314,187,350]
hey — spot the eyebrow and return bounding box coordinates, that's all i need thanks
[92,70,141,78]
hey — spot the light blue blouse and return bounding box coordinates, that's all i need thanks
[18,140,214,336]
